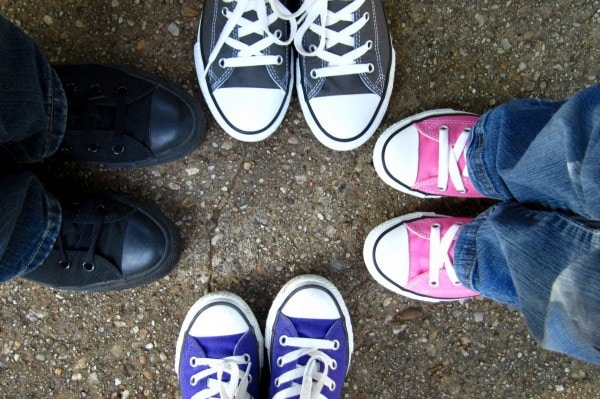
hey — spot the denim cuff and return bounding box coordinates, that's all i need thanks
[24,191,62,274]
[454,208,492,291]
[43,68,67,158]
[465,111,507,200]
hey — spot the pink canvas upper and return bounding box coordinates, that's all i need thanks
[404,216,478,299]
[413,115,484,197]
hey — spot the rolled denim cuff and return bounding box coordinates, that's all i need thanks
[465,110,509,200]
[454,209,489,291]
[24,191,62,274]
[0,177,62,282]
[6,68,67,163]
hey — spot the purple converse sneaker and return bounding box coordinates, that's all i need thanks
[175,292,263,399]
[373,109,486,198]
[266,275,354,399]
[363,212,479,302]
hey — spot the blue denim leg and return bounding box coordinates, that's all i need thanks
[0,15,66,163]
[0,172,62,282]
[455,86,600,364]
[467,84,600,220]
[455,203,600,364]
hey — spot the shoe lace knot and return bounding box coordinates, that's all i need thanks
[437,125,471,194]
[188,354,253,399]
[204,0,297,77]
[56,202,107,272]
[428,221,463,287]
[273,335,338,399]
[295,0,373,78]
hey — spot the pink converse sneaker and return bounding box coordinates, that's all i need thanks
[363,212,479,302]
[373,109,486,198]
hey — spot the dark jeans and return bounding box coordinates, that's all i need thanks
[0,16,66,281]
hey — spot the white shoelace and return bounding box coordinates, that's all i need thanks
[188,354,253,399]
[429,222,463,287]
[273,335,339,399]
[204,0,297,77]
[294,0,373,78]
[437,125,471,193]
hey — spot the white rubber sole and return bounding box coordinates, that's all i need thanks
[194,20,293,142]
[373,109,478,198]
[265,274,354,370]
[363,212,463,303]
[174,291,264,377]
[297,47,396,151]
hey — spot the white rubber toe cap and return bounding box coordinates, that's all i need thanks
[371,223,410,286]
[310,93,380,139]
[380,124,420,188]
[213,87,286,138]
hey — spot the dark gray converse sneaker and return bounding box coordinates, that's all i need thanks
[294,0,395,151]
[54,64,205,168]
[22,192,181,291]
[195,0,296,142]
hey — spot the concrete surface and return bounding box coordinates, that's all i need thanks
[1,0,599,398]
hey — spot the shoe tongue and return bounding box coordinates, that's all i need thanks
[194,333,245,359]
[287,316,337,338]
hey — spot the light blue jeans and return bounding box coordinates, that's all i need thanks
[455,84,600,364]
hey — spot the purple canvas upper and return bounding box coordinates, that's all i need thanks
[179,331,260,399]
[269,314,350,399]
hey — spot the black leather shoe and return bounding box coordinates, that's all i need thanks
[53,63,205,168]
[22,192,181,291]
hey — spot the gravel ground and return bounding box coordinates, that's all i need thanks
[1,1,599,398]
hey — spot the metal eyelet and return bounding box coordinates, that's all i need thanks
[59,260,71,269]
[116,85,128,95]
[65,82,78,93]
[367,63,375,73]
[60,143,72,152]
[332,340,340,350]
[310,69,319,79]
[89,82,102,95]
[87,143,100,153]
[82,262,95,272]
[112,144,125,155]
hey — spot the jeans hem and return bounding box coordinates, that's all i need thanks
[23,191,62,274]
[454,208,492,291]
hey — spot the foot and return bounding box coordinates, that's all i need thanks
[54,63,205,168]
[22,192,181,291]
[295,0,395,151]
[266,275,353,399]
[373,109,485,198]
[363,212,479,302]
[175,292,263,399]
[195,0,295,141]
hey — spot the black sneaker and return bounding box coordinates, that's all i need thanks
[54,64,205,168]
[294,0,395,151]
[194,0,296,142]
[22,192,181,291]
